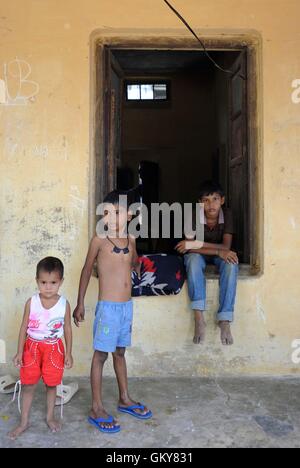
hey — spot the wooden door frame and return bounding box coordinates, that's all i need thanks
[89,30,263,276]
[228,50,249,264]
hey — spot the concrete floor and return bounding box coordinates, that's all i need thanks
[0,376,300,448]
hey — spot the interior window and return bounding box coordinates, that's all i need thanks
[126,82,169,101]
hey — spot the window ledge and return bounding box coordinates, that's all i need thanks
[205,264,261,279]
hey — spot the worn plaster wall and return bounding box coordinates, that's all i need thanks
[0,0,300,377]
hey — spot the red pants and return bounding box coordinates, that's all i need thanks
[20,337,65,387]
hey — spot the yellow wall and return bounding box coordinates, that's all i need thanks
[1,0,300,377]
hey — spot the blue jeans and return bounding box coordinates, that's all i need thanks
[184,253,238,322]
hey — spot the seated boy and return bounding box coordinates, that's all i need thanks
[176,181,239,346]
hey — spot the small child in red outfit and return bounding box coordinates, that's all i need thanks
[8,257,73,440]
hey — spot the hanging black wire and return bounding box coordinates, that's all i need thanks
[163,0,246,80]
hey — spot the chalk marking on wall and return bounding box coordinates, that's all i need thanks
[289,217,297,230]
[60,135,68,161]
[69,186,86,217]
[7,142,19,157]
[32,145,49,159]
[291,79,300,104]
[4,140,71,161]
[256,295,266,323]
[0,58,40,106]
[0,78,6,104]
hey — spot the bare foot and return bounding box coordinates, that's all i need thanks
[194,314,206,344]
[47,419,62,433]
[8,423,30,440]
[219,321,234,345]
[89,408,120,430]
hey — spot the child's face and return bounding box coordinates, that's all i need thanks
[36,270,63,298]
[199,192,225,217]
[103,203,129,236]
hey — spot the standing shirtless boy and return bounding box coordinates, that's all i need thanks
[73,190,152,433]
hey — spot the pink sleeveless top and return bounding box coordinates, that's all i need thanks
[27,294,66,342]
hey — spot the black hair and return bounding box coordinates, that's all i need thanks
[103,189,137,207]
[36,257,64,280]
[104,190,128,204]
[198,180,225,199]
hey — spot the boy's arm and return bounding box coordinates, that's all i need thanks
[73,236,101,327]
[176,234,238,264]
[198,233,234,252]
[176,233,233,253]
[64,302,73,369]
[13,299,31,367]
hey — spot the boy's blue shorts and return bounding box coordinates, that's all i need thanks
[93,300,133,353]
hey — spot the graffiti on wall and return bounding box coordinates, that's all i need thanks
[0,58,39,106]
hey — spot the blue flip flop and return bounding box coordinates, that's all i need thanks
[118,403,153,420]
[88,415,121,433]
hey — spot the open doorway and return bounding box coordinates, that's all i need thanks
[98,46,254,266]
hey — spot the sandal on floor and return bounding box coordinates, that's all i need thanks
[0,375,19,394]
[118,403,152,420]
[55,382,79,406]
[88,415,121,433]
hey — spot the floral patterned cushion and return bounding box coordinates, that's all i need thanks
[132,254,185,296]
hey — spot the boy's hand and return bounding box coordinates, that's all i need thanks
[64,354,74,369]
[133,257,142,279]
[219,250,239,264]
[13,353,23,368]
[134,263,142,279]
[175,240,203,254]
[175,241,189,254]
[73,305,85,327]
